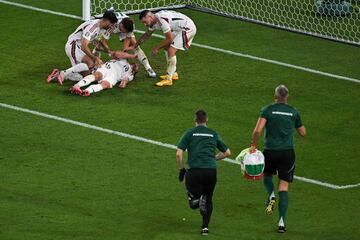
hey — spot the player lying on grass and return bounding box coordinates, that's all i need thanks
[69,51,139,96]
[47,10,117,85]
[133,10,197,87]
[98,11,157,78]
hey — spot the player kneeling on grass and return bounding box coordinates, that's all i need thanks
[99,12,156,78]
[47,10,117,85]
[69,52,139,96]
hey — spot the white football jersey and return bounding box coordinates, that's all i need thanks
[149,10,195,33]
[68,19,109,43]
[105,59,134,81]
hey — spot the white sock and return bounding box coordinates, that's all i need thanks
[63,63,89,79]
[75,75,96,88]
[166,56,177,80]
[85,84,103,94]
[135,47,151,70]
[66,73,83,82]
[278,217,285,227]
[269,191,275,200]
[164,51,169,62]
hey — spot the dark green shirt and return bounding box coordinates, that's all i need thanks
[260,103,303,150]
[177,125,228,169]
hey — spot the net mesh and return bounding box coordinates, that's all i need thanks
[90,0,360,45]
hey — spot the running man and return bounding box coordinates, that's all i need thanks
[176,109,231,235]
[100,12,156,78]
[250,85,306,233]
[69,51,138,96]
[135,10,197,87]
[47,10,117,85]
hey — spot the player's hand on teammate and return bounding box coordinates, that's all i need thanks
[123,46,135,52]
[94,57,103,67]
[178,168,187,182]
[109,51,116,58]
[110,51,122,59]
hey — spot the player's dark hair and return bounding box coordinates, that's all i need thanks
[139,10,150,20]
[103,10,118,24]
[195,109,207,124]
[121,18,134,32]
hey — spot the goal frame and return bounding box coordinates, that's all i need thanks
[82,0,360,46]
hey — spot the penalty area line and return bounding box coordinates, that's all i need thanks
[0,0,359,84]
[0,0,81,20]
[1,102,359,190]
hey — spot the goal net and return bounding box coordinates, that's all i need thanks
[90,0,187,15]
[85,0,360,46]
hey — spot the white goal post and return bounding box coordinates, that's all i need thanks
[82,0,360,46]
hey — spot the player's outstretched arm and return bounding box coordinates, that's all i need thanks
[100,38,111,53]
[111,51,137,59]
[122,37,133,51]
[81,38,103,67]
[134,30,155,48]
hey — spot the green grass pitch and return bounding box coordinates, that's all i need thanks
[0,1,360,239]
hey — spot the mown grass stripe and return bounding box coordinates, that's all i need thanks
[1,102,359,190]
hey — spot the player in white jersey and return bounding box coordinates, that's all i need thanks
[47,10,117,85]
[98,12,156,78]
[135,10,197,87]
[69,51,138,96]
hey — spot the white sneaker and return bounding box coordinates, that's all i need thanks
[201,228,209,235]
[146,68,156,78]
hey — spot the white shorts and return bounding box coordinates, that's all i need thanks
[171,24,197,51]
[65,40,86,66]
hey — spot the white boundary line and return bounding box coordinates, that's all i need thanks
[1,1,359,189]
[0,0,81,20]
[1,102,359,190]
[1,0,360,84]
